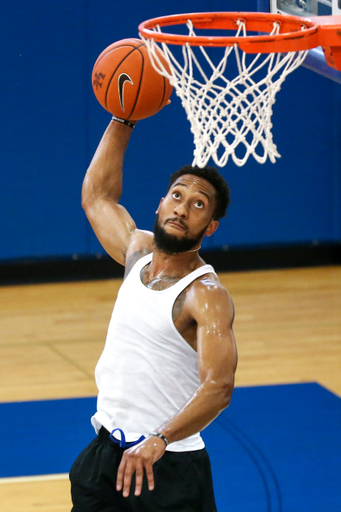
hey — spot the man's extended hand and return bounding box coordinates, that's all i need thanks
[116,435,167,497]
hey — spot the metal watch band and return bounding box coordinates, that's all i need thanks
[111,115,136,129]
[149,431,169,446]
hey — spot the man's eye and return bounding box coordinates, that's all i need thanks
[173,192,180,199]
[195,201,204,208]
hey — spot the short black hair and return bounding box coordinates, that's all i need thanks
[168,164,231,220]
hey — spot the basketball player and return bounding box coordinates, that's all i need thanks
[70,117,237,512]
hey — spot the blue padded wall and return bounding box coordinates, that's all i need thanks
[0,0,340,261]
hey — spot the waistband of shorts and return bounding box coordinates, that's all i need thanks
[98,426,120,446]
[98,426,143,448]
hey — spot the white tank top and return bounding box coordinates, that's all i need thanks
[91,252,216,452]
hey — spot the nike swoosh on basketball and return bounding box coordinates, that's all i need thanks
[118,73,133,111]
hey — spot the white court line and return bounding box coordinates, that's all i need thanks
[0,473,69,484]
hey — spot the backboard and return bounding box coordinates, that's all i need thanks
[257,0,341,82]
[271,0,341,17]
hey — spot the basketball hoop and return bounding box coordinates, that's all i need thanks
[139,12,341,167]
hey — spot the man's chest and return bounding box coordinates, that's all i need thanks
[140,272,198,350]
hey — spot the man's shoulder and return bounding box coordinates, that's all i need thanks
[186,269,234,321]
[186,267,230,302]
[185,273,234,325]
[190,269,228,296]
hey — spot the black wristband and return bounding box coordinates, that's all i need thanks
[111,115,136,129]
[149,431,169,447]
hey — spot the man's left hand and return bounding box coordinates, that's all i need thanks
[116,435,166,497]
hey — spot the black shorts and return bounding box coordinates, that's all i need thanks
[70,427,217,512]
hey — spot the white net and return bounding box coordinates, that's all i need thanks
[141,19,308,167]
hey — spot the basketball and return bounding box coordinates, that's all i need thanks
[92,38,173,121]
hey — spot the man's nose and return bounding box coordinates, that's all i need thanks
[174,201,189,218]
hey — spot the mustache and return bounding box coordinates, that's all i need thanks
[166,217,188,229]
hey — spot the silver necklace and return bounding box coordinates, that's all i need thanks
[185,245,201,253]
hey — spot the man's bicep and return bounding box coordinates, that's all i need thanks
[197,322,237,384]
[85,199,137,265]
[195,288,237,385]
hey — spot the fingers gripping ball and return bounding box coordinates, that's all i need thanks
[92,38,173,121]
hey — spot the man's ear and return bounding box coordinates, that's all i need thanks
[155,198,164,214]
[205,219,219,237]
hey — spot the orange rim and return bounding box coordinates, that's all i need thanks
[139,11,330,53]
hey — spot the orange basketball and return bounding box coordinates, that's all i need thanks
[92,38,173,121]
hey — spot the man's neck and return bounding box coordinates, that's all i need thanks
[147,246,203,279]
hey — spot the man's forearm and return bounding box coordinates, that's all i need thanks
[82,120,134,207]
[156,377,234,445]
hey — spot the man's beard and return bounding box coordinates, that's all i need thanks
[153,214,206,254]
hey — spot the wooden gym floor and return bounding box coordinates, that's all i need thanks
[0,265,340,511]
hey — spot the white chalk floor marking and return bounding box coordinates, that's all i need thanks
[0,473,69,484]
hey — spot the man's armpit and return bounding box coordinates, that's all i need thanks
[124,249,151,279]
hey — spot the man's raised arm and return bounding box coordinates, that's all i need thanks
[81,120,137,265]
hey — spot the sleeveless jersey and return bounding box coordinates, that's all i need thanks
[91,252,216,452]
